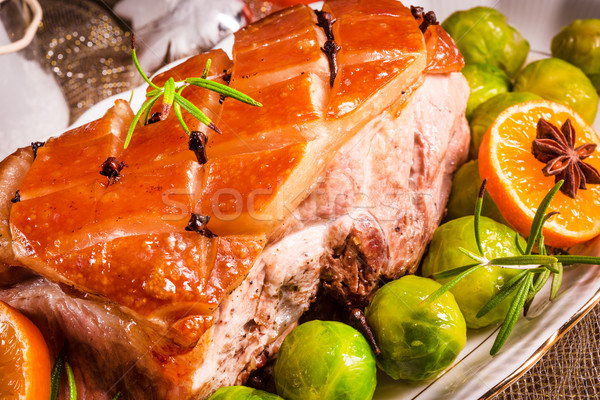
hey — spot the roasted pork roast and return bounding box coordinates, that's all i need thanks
[0,1,468,398]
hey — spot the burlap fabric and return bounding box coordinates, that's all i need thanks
[24,0,600,398]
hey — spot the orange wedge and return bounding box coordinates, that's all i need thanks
[479,99,600,248]
[0,301,51,400]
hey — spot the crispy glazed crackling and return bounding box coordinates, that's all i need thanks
[3,1,466,397]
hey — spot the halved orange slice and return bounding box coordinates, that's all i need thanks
[479,99,600,248]
[0,301,51,400]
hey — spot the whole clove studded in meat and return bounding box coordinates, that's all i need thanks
[147,103,172,124]
[185,213,216,238]
[322,40,341,88]
[410,5,438,33]
[410,5,424,19]
[147,112,162,124]
[222,70,232,84]
[419,11,438,33]
[11,190,20,203]
[31,141,45,160]
[315,10,340,87]
[189,131,209,164]
[99,157,125,185]
[315,10,335,40]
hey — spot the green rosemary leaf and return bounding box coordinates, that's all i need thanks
[162,77,176,108]
[431,263,482,280]
[141,93,163,126]
[515,233,525,255]
[477,270,529,318]
[132,47,160,90]
[174,93,212,126]
[524,181,563,255]
[185,78,262,107]
[523,268,552,316]
[146,89,161,97]
[50,348,65,400]
[202,59,212,79]
[424,264,483,305]
[66,362,77,400]
[112,393,121,400]
[490,272,534,355]
[544,262,560,274]
[458,247,488,264]
[550,263,563,300]
[554,255,600,265]
[174,101,189,134]
[537,232,546,256]
[488,255,558,267]
[124,92,162,148]
[528,268,552,302]
[473,179,487,256]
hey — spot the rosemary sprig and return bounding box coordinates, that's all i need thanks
[426,179,600,355]
[50,346,121,400]
[66,362,77,400]
[476,270,528,319]
[490,272,534,355]
[124,36,262,148]
[49,348,65,400]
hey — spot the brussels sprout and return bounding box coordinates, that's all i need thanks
[469,92,542,159]
[513,58,599,123]
[365,275,466,381]
[208,386,283,400]
[274,320,376,400]
[551,19,600,91]
[462,63,512,120]
[442,7,529,77]
[446,160,505,224]
[422,216,527,329]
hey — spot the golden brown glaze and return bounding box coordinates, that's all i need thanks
[10,68,266,323]
[8,0,433,355]
[19,102,133,200]
[325,0,425,118]
[45,233,264,320]
[424,25,465,73]
[200,142,308,235]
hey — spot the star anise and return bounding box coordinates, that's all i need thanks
[532,118,600,198]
